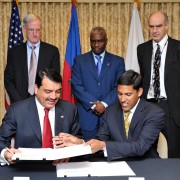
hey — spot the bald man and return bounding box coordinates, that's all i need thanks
[137,11,180,158]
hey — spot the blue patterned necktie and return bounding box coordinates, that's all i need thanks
[95,55,102,76]
[153,44,161,99]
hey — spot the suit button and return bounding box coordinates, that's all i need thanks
[98,83,100,85]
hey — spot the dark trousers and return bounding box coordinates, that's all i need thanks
[147,99,180,158]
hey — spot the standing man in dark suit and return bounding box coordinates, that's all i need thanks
[137,11,180,158]
[4,13,60,103]
[57,70,164,160]
[0,68,81,166]
[71,27,125,140]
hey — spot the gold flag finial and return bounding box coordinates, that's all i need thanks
[15,0,19,5]
[135,0,140,10]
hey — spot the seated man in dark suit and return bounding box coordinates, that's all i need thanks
[55,70,165,160]
[0,68,82,166]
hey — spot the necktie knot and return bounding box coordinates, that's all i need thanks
[44,108,49,115]
[95,55,102,61]
[31,45,36,50]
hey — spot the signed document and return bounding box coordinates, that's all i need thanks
[11,144,92,160]
[56,161,136,177]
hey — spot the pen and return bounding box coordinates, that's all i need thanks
[6,147,14,155]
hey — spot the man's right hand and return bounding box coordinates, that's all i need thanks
[4,147,21,165]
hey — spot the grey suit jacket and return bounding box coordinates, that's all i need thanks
[96,98,165,161]
[4,41,60,103]
[0,97,81,153]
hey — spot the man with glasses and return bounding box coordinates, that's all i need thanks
[71,26,125,140]
[4,13,60,103]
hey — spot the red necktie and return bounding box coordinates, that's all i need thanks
[42,108,53,148]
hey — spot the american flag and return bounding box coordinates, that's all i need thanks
[5,0,23,111]
[8,0,23,49]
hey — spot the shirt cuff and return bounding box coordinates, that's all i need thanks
[103,146,107,157]
[0,149,9,166]
[101,101,108,108]
[91,104,96,110]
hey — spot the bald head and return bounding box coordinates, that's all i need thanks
[148,11,168,43]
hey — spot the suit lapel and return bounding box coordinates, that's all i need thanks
[54,103,66,136]
[98,52,111,80]
[165,37,176,79]
[37,41,44,72]
[22,42,28,82]
[115,103,127,140]
[87,52,99,80]
[129,99,145,138]
[26,98,42,144]
[146,41,153,78]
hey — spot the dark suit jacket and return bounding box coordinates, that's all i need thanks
[4,41,60,103]
[0,97,81,153]
[137,37,180,127]
[96,98,165,161]
[71,51,125,131]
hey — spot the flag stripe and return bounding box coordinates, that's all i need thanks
[5,0,24,111]
[62,2,81,103]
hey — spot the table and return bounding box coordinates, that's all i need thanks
[0,159,180,180]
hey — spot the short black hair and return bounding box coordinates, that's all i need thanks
[35,68,62,88]
[118,70,142,90]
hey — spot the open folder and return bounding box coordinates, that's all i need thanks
[11,144,92,160]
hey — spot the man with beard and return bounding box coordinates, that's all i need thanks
[0,68,81,166]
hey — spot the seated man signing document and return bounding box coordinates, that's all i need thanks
[0,68,82,166]
[55,70,165,160]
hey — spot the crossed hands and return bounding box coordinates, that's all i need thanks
[90,101,106,115]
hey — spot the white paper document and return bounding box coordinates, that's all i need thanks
[11,144,92,160]
[56,161,136,177]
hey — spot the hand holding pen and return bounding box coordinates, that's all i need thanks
[5,147,21,165]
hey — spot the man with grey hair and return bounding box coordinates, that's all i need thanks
[137,11,180,158]
[4,13,60,103]
[71,26,125,140]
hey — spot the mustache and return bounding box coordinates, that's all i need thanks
[45,98,58,101]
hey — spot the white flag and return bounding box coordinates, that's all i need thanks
[125,3,144,73]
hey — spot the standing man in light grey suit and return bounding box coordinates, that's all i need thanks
[137,11,180,158]
[56,70,164,160]
[0,68,81,166]
[4,13,60,103]
[71,27,125,140]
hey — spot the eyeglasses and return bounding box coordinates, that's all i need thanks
[27,28,41,34]
[90,39,106,44]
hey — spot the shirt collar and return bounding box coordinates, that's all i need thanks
[27,40,40,48]
[129,98,140,114]
[153,34,168,49]
[92,51,106,61]
[35,97,55,112]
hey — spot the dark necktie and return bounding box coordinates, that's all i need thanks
[95,55,102,76]
[153,44,161,99]
[28,45,37,95]
[42,108,53,148]
[124,111,131,138]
